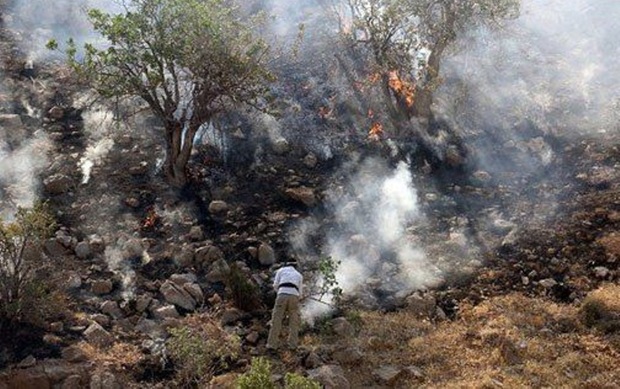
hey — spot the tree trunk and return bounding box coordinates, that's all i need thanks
[163,119,200,188]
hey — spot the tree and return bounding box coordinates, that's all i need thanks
[341,0,519,131]
[0,203,56,323]
[49,0,274,187]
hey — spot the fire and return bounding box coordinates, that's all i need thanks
[141,206,160,230]
[388,70,415,107]
[368,122,383,141]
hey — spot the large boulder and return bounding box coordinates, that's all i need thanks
[160,281,197,311]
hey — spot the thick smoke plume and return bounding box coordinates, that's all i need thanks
[0,129,52,219]
[6,0,122,61]
[293,159,442,320]
[439,0,620,138]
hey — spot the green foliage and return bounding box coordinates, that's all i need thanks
[48,0,275,186]
[167,316,241,386]
[284,372,321,389]
[317,255,342,305]
[0,203,56,323]
[236,357,320,389]
[226,262,263,312]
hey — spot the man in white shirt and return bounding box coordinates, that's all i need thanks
[266,260,303,352]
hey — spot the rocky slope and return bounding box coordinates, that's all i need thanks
[0,5,618,389]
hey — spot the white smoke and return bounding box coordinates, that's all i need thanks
[297,159,442,321]
[0,129,52,219]
[6,0,123,61]
[78,102,117,184]
[439,0,620,136]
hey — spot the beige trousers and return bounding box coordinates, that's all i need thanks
[266,293,301,349]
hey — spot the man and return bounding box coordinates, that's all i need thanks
[266,260,303,352]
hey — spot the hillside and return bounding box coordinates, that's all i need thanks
[0,1,619,388]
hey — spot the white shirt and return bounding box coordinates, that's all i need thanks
[273,266,303,297]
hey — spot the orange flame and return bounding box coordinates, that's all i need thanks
[368,122,383,141]
[388,70,415,107]
[142,206,160,230]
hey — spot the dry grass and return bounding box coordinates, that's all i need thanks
[77,341,143,369]
[322,286,620,388]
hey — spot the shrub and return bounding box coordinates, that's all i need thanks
[236,357,276,389]
[0,203,56,325]
[236,357,321,389]
[225,262,263,312]
[579,284,620,333]
[167,314,241,386]
[284,372,321,389]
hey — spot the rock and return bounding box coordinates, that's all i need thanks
[135,295,153,312]
[47,106,65,120]
[160,281,197,311]
[43,174,73,195]
[257,243,276,266]
[5,368,51,389]
[0,113,23,131]
[50,322,64,333]
[205,258,231,283]
[18,355,36,368]
[170,273,198,286]
[91,280,114,295]
[61,374,83,389]
[61,346,88,363]
[405,292,437,317]
[272,138,290,154]
[284,186,316,207]
[124,197,141,208]
[472,170,492,183]
[84,322,114,348]
[539,278,558,288]
[303,352,322,369]
[331,317,355,338]
[152,305,180,319]
[90,314,111,327]
[220,308,242,326]
[74,241,91,259]
[306,365,350,389]
[135,318,166,338]
[175,246,195,267]
[245,331,260,345]
[64,273,82,290]
[188,226,204,241]
[90,371,120,389]
[332,346,363,364]
[195,245,225,270]
[100,301,124,319]
[593,266,610,279]
[208,200,229,215]
[183,283,204,306]
[373,365,402,385]
[44,239,67,258]
[303,153,318,168]
[89,235,105,253]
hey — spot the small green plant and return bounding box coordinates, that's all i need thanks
[284,372,321,389]
[236,357,276,389]
[0,203,56,324]
[167,315,241,386]
[236,357,321,389]
[311,255,342,306]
